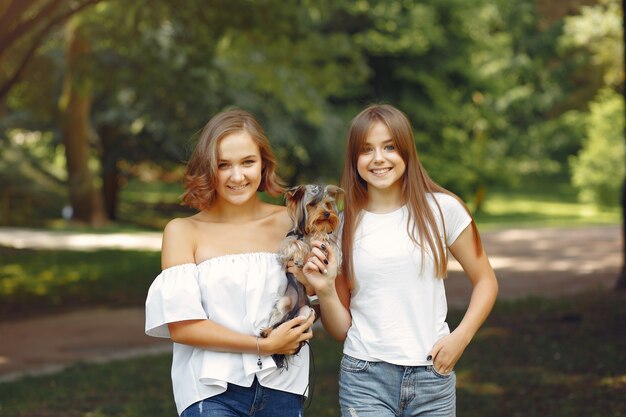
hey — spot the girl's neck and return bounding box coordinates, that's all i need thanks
[365,186,405,214]
[208,196,265,223]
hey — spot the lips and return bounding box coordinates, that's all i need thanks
[370,168,391,175]
[227,184,248,190]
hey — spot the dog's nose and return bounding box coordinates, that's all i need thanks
[323,211,330,218]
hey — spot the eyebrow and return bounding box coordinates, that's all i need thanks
[363,139,394,145]
[218,155,259,162]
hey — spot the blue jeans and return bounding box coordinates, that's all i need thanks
[339,354,456,417]
[180,378,304,417]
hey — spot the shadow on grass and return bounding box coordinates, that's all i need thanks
[453,293,626,417]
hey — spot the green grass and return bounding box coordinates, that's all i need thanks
[473,182,621,229]
[1,291,624,417]
[454,292,626,417]
[0,248,161,320]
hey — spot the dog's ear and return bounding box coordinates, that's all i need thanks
[285,186,305,213]
[285,186,307,231]
[324,185,344,200]
[285,185,305,204]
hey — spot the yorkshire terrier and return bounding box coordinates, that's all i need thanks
[260,184,343,369]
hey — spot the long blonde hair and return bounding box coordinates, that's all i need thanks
[340,104,481,283]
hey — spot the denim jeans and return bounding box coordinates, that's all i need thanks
[180,378,304,417]
[339,354,456,417]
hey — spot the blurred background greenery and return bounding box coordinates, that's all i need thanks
[1,0,625,416]
[0,0,623,229]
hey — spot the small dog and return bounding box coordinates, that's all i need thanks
[260,184,343,368]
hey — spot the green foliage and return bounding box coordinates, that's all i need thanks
[0,131,68,225]
[1,0,622,219]
[342,0,504,197]
[570,89,625,206]
[560,0,624,88]
[0,248,161,319]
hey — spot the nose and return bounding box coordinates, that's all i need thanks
[373,147,384,163]
[230,166,244,181]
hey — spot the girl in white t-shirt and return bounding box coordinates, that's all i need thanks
[302,104,498,417]
[145,109,327,417]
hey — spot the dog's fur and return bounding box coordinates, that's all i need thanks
[260,184,343,369]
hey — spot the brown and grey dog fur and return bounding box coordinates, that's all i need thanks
[260,184,343,368]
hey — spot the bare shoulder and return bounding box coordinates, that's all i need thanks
[262,203,291,231]
[164,217,196,234]
[161,217,198,269]
[264,202,288,219]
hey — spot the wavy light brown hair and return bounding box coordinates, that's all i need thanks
[340,104,481,283]
[181,109,284,210]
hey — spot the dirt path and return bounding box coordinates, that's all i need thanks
[0,225,622,382]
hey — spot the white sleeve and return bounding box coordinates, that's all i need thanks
[145,263,208,338]
[437,194,472,246]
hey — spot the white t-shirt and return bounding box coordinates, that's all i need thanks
[145,252,309,415]
[344,193,471,366]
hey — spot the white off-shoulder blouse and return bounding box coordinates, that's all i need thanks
[145,252,309,415]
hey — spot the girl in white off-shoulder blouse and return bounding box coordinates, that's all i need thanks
[145,109,337,417]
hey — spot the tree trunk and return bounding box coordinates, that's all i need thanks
[473,185,486,215]
[59,18,107,227]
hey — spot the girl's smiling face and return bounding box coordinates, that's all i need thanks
[215,130,263,206]
[357,122,406,194]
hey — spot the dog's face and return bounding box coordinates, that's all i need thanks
[285,184,343,235]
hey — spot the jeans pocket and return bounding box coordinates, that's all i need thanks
[340,354,370,373]
[429,365,454,379]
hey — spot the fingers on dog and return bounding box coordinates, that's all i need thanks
[310,246,327,263]
[288,313,313,328]
[294,313,315,332]
[310,240,329,254]
[306,257,327,275]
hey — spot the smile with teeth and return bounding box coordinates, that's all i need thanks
[228,184,248,190]
[371,168,391,175]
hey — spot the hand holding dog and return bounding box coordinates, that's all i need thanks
[301,240,339,296]
[260,313,315,355]
[286,261,313,295]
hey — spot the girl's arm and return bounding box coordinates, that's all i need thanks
[428,224,498,373]
[161,218,314,356]
[168,316,315,356]
[301,241,352,342]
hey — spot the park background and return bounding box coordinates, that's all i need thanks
[0,0,625,416]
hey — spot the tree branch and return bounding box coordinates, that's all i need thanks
[0,0,39,36]
[0,0,63,54]
[0,25,46,101]
[0,0,104,102]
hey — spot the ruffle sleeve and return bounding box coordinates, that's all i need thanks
[145,263,208,338]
